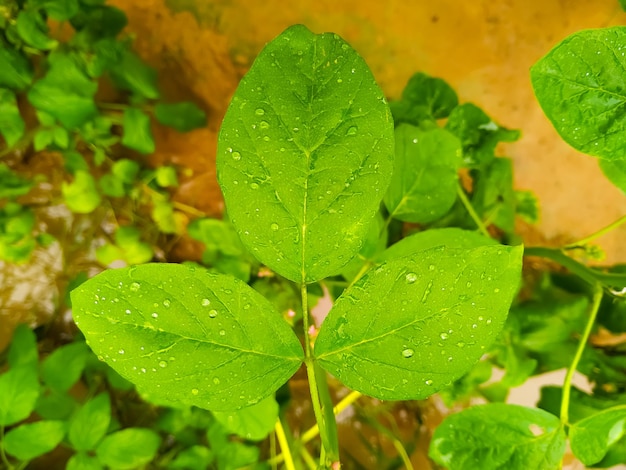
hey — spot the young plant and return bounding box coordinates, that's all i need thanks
[71,25,523,468]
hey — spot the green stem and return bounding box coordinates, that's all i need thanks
[524,247,626,289]
[301,283,338,467]
[565,214,626,248]
[456,183,491,238]
[0,426,13,470]
[300,446,317,470]
[275,418,296,470]
[560,284,603,426]
[302,390,362,444]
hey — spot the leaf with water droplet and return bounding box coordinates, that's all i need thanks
[217,25,394,283]
[384,125,461,224]
[314,244,523,400]
[213,396,279,441]
[71,264,303,411]
[429,403,565,470]
[531,26,626,161]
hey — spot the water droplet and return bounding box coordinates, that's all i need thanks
[191,388,199,395]
[159,361,167,368]
[405,272,417,283]
[456,341,465,348]
[346,126,357,136]
[466,281,472,288]
[213,377,220,385]
[163,299,171,307]
[263,136,270,142]
[209,309,218,318]
[440,332,448,340]
[259,120,269,129]
[494,288,500,293]
[250,182,259,189]
[428,265,435,271]
[271,223,279,231]
[402,348,414,358]
[152,312,158,318]
[118,349,125,354]
[219,330,226,336]
[129,282,141,292]
[425,379,433,386]
[232,151,241,161]
[125,309,131,315]
[201,298,211,307]
[255,108,265,116]
[337,78,343,83]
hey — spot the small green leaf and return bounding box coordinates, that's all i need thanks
[53,126,70,148]
[570,405,626,465]
[155,166,178,188]
[28,54,98,128]
[384,125,461,223]
[473,157,515,233]
[314,244,523,400]
[16,10,58,50]
[63,150,90,174]
[71,263,303,411]
[4,420,66,461]
[122,107,155,154]
[36,0,80,21]
[7,324,38,369]
[67,453,103,470]
[151,199,179,234]
[515,190,540,224]
[0,47,33,91]
[34,128,54,151]
[445,103,519,168]
[69,393,111,451]
[391,72,458,124]
[531,26,626,160]
[154,102,207,132]
[213,396,278,441]
[62,170,101,213]
[429,404,566,470]
[70,5,127,40]
[111,158,140,183]
[0,366,40,425]
[169,446,213,470]
[0,89,25,147]
[41,341,89,392]
[0,164,33,199]
[110,49,159,100]
[95,428,160,470]
[35,389,77,420]
[600,159,626,194]
[217,25,394,283]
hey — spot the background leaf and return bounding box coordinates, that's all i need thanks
[0,365,40,426]
[95,428,160,470]
[16,9,58,50]
[384,124,461,223]
[69,393,111,451]
[71,263,303,411]
[390,72,458,125]
[62,170,101,213]
[0,47,33,91]
[7,323,38,368]
[570,405,626,465]
[314,244,523,400]
[217,24,394,283]
[429,404,566,470]
[3,420,66,461]
[212,395,278,441]
[41,341,89,392]
[0,89,25,147]
[122,107,155,154]
[531,26,626,160]
[154,102,207,132]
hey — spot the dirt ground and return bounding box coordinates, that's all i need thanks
[111,0,626,262]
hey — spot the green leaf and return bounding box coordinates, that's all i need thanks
[600,159,626,194]
[429,404,566,470]
[570,405,626,465]
[621,0,626,12]
[154,102,207,132]
[28,54,98,128]
[391,72,458,125]
[112,158,140,183]
[0,47,33,91]
[340,212,387,280]
[110,49,159,100]
[69,393,111,451]
[41,341,89,392]
[155,166,178,188]
[53,126,70,148]
[212,396,278,441]
[531,26,626,160]
[95,428,160,470]
[70,5,127,40]
[217,25,394,283]
[35,389,77,420]
[151,199,179,234]
[71,263,303,411]
[0,365,40,425]
[34,128,54,151]
[16,10,58,50]
[7,323,38,369]
[445,103,519,168]
[515,190,540,224]
[67,453,103,470]
[36,0,80,21]
[314,244,523,400]
[0,165,33,199]
[168,446,213,470]
[62,170,101,213]
[4,420,66,461]
[0,89,25,147]
[63,150,89,174]
[378,227,496,263]
[122,107,155,154]
[384,124,461,223]
[472,157,515,233]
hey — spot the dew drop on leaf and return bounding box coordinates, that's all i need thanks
[163,299,171,307]
[118,349,125,354]
[208,310,218,318]
[232,151,241,161]
[260,121,269,129]
[271,223,279,231]
[151,312,158,318]
[213,377,220,385]
[191,389,199,395]
[402,348,414,358]
[201,298,211,307]
[129,282,141,292]
[219,330,226,336]
[125,309,131,315]
[346,126,357,135]
[255,108,265,116]
[440,332,448,340]
[159,361,167,368]
[405,272,417,283]
[425,379,433,386]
